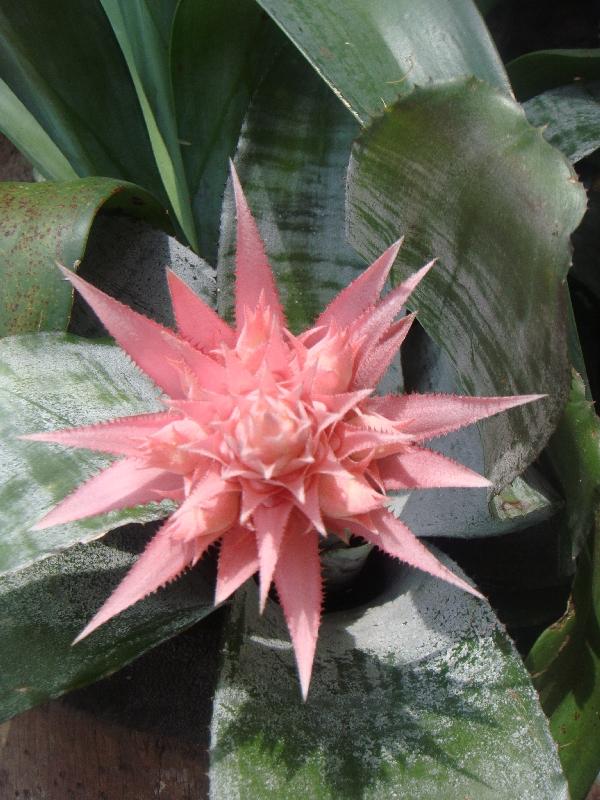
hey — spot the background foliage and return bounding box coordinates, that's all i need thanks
[1,0,600,797]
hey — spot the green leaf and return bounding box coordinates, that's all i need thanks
[524,81,600,163]
[0,1,163,195]
[527,371,600,800]
[0,332,168,576]
[99,0,198,250]
[346,79,587,487]
[255,0,510,125]
[217,46,365,334]
[0,178,170,336]
[0,527,214,723]
[0,77,77,181]
[210,554,568,799]
[396,327,562,538]
[507,48,600,102]
[171,0,284,261]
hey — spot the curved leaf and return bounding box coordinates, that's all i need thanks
[0,178,170,336]
[255,0,510,125]
[217,46,365,333]
[171,0,284,261]
[100,0,198,250]
[346,79,587,487]
[0,332,166,576]
[0,1,162,194]
[507,48,600,102]
[524,80,600,164]
[210,554,568,799]
[396,327,561,538]
[527,371,600,800]
[0,527,214,723]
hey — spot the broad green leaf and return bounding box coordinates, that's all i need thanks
[171,0,284,261]
[217,47,365,334]
[0,178,170,336]
[255,0,510,125]
[507,48,600,101]
[346,80,587,487]
[0,527,214,723]
[0,77,77,181]
[210,555,568,799]
[0,333,167,576]
[524,81,600,163]
[0,1,163,195]
[100,0,198,250]
[395,327,561,538]
[527,371,600,800]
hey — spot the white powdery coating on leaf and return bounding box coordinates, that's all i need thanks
[210,556,567,800]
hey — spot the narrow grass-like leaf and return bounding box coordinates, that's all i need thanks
[171,0,284,261]
[0,1,163,194]
[0,77,77,181]
[100,0,198,250]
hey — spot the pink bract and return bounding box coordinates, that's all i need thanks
[26,167,542,699]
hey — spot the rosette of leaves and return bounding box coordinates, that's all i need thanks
[1,1,599,797]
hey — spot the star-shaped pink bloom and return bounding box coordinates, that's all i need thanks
[25,169,542,698]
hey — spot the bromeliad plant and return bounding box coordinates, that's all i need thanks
[23,170,540,698]
[1,1,599,798]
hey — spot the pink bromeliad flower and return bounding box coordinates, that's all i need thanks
[26,170,541,698]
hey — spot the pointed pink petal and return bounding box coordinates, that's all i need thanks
[361,508,483,598]
[22,412,176,457]
[350,259,434,347]
[215,525,259,604]
[300,478,327,535]
[316,239,403,328]
[274,525,322,700]
[167,270,235,350]
[253,501,292,610]
[319,472,385,518]
[366,392,546,442]
[230,163,286,330]
[34,459,181,530]
[168,336,228,392]
[352,313,416,389]
[59,265,190,398]
[74,519,217,643]
[378,447,491,489]
[168,473,240,542]
[336,425,411,461]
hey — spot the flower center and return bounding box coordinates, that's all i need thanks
[233,389,311,477]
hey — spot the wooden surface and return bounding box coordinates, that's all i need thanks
[0,616,222,800]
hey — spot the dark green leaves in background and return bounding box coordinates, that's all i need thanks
[346,79,586,488]
[256,0,510,124]
[217,47,363,332]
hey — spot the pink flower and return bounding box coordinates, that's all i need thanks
[26,169,541,698]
